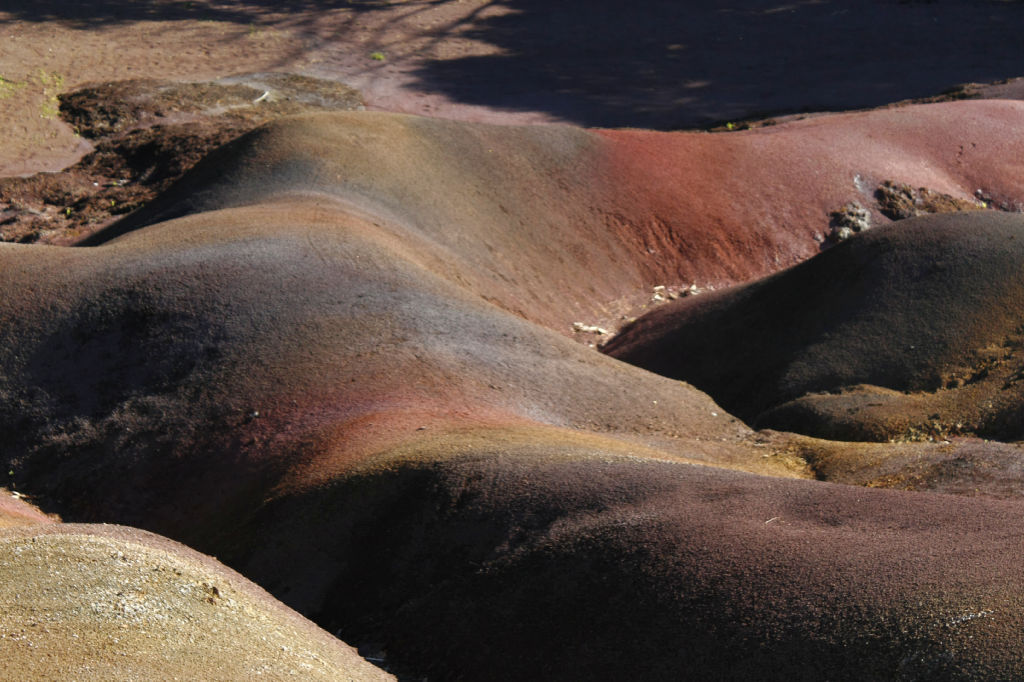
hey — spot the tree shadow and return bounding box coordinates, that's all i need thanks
[408,0,1024,128]
[6,0,1024,129]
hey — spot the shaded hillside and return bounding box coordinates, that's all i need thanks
[604,212,1024,441]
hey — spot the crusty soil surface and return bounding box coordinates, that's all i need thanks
[0,523,393,680]
[0,0,553,178]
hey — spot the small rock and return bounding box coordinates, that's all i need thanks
[833,225,854,242]
[572,322,610,335]
[828,200,871,242]
[679,283,705,297]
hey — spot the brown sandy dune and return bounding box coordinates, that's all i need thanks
[0,523,393,680]
[2,107,1024,678]
[268,451,1024,681]
[0,192,789,534]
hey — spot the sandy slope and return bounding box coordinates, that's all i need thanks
[84,101,1024,330]
[0,524,392,680]
[1,110,1024,678]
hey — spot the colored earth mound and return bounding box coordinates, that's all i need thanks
[6,2,1024,679]
[3,106,1024,678]
[604,212,1024,442]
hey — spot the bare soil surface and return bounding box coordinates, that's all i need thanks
[0,75,362,244]
[604,212,1024,443]
[2,111,1024,678]
[5,1,1024,176]
[4,2,1024,681]
[0,487,57,527]
[0,524,393,680]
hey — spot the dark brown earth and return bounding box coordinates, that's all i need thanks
[604,212,1024,442]
[875,180,986,221]
[5,2,1024,680]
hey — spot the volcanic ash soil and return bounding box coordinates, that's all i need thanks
[5,69,1024,681]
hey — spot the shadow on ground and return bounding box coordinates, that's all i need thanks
[0,0,360,25]
[7,1,1024,129]
[410,0,1024,128]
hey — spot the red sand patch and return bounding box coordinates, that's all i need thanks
[0,489,56,527]
[596,100,1024,287]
